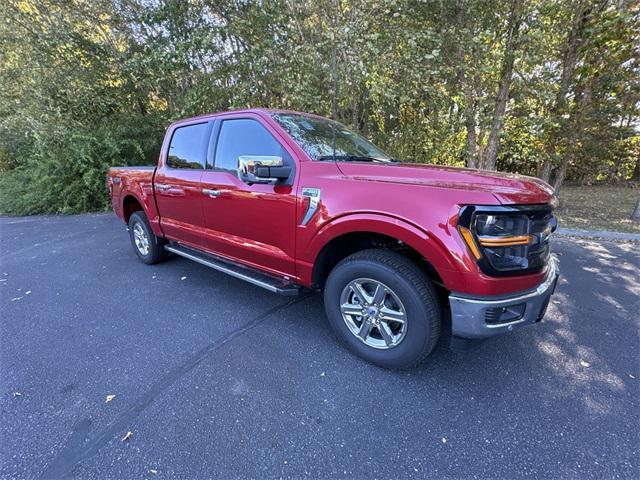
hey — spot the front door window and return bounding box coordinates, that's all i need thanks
[214,119,291,175]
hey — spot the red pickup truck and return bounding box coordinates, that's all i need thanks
[109,108,559,368]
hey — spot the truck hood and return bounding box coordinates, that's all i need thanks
[336,162,554,205]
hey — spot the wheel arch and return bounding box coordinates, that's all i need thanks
[122,194,145,223]
[306,213,458,291]
[119,188,163,237]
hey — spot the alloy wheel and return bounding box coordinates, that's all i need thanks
[133,222,150,256]
[339,278,407,349]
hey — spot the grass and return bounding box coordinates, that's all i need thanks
[556,184,640,234]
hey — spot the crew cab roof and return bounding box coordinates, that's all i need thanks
[167,108,329,127]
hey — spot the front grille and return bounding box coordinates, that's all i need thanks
[523,208,555,271]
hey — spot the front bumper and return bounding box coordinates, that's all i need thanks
[449,258,559,339]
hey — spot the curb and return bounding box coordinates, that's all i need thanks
[555,227,640,242]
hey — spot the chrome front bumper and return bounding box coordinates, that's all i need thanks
[449,258,559,339]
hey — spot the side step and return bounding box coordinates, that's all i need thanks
[165,244,301,296]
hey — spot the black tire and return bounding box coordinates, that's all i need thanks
[323,249,441,369]
[128,211,168,265]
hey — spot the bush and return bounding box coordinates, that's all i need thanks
[0,117,157,215]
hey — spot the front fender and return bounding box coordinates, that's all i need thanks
[300,212,464,290]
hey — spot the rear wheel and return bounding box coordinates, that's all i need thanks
[323,249,441,369]
[128,211,168,265]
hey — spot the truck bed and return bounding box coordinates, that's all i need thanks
[109,166,156,171]
[108,166,157,221]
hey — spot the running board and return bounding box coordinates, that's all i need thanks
[164,244,301,296]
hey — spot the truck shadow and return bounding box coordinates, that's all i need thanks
[285,238,638,422]
[416,238,638,415]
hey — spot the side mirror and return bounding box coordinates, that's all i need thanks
[238,155,291,184]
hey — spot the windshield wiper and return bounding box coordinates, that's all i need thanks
[317,154,396,163]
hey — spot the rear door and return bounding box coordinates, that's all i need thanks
[200,115,298,277]
[154,120,212,248]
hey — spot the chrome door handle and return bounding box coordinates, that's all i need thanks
[202,188,221,198]
[155,183,171,191]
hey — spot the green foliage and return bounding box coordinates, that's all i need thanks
[0,117,153,214]
[0,0,638,215]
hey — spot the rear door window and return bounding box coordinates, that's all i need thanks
[167,122,209,169]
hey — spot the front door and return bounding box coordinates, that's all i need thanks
[200,116,298,278]
[154,120,212,249]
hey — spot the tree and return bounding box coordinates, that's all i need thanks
[0,0,638,214]
[631,198,640,221]
[483,0,524,171]
[539,0,594,183]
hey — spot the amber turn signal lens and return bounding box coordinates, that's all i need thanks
[459,226,482,260]
[478,235,533,247]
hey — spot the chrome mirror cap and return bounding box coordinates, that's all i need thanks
[238,155,283,184]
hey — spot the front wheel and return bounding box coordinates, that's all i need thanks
[323,249,441,369]
[128,211,168,265]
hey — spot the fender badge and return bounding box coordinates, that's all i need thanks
[301,188,321,226]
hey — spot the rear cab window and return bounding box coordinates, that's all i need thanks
[167,122,210,169]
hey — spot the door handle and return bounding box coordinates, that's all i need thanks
[202,188,221,198]
[155,183,171,191]
[203,188,232,199]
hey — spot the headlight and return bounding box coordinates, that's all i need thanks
[475,214,529,238]
[458,205,556,276]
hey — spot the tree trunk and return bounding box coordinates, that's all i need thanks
[454,7,478,169]
[539,1,593,182]
[351,81,358,128]
[463,84,478,169]
[553,75,594,192]
[631,198,640,221]
[483,0,523,171]
[632,157,640,181]
[539,161,553,184]
[136,97,147,116]
[552,154,570,193]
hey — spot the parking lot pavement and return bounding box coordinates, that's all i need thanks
[1,213,638,479]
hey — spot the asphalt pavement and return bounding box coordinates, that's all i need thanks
[1,213,638,479]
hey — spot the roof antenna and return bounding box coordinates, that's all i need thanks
[331,5,338,163]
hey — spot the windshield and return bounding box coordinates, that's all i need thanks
[272,113,393,162]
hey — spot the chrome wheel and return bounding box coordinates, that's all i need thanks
[339,278,407,349]
[132,222,150,256]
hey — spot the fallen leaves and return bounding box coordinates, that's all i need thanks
[121,431,133,442]
[105,394,116,403]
